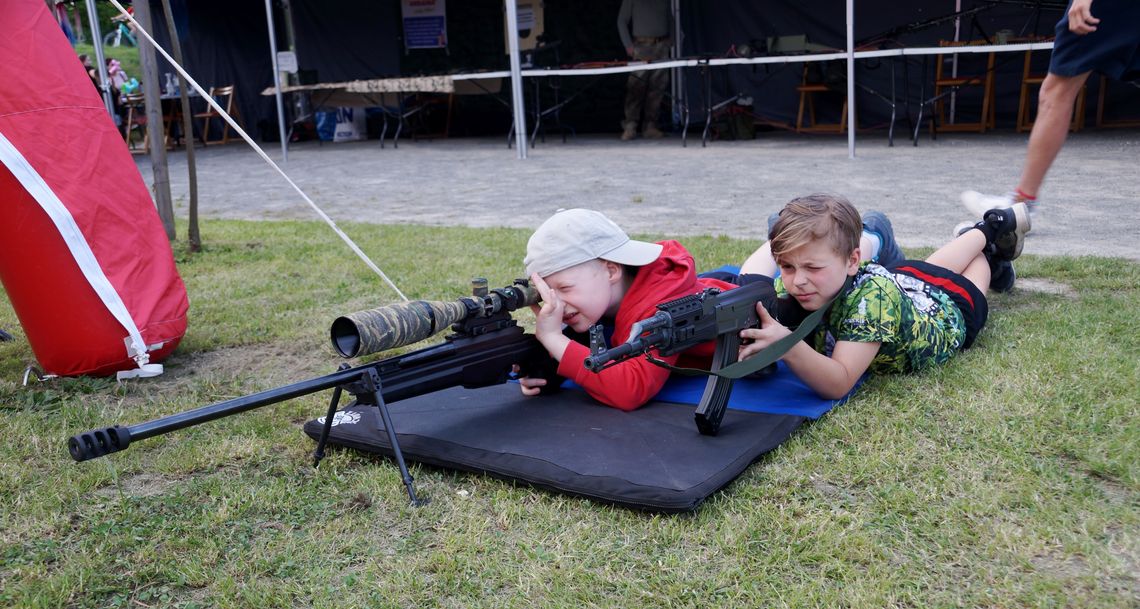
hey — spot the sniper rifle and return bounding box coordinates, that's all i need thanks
[66,278,553,506]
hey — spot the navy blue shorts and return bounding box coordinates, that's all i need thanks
[1050,0,1140,81]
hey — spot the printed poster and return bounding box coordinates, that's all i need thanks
[402,0,447,49]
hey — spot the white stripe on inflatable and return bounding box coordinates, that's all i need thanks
[0,130,162,379]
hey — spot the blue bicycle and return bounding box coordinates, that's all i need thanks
[102,19,136,47]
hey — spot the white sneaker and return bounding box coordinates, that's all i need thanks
[960,190,1039,220]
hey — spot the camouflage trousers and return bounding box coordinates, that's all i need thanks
[623,38,671,131]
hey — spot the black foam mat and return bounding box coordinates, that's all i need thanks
[303,384,805,512]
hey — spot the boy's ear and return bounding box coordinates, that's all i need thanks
[846,247,861,274]
[603,260,624,283]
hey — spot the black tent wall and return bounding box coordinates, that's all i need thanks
[145,0,281,142]
[678,0,1073,131]
[147,0,1131,140]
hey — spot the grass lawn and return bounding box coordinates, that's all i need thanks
[0,219,1136,608]
[75,42,142,87]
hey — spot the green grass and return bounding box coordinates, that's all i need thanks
[75,42,142,88]
[0,219,1136,608]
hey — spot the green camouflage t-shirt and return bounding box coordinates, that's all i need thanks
[775,263,967,374]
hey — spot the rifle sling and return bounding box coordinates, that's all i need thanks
[644,276,851,380]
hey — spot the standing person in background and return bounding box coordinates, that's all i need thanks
[960,0,1140,221]
[617,0,672,141]
[54,1,76,45]
[104,58,131,133]
[79,54,100,90]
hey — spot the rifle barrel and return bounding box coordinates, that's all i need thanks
[68,366,366,462]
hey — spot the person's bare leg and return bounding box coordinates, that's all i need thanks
[858,234,878,264]
[926,229,991,293]
[1015,71,1092,197]
[740,241,778,277]
[926,229,987,274]
[959,253,991,295]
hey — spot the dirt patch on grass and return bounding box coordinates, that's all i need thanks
[1017,277,1074,297]
[136,340,335,396]
[810,476,857,504]
[1030,552,1091,579]
[1032,543,1139,600]
[94,472,178,498]
[1090,472,1134,507]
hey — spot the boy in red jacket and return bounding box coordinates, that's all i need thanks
[517,208,739,411]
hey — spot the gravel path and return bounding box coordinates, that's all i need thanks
[136,130,1140,260]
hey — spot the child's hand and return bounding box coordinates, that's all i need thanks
[512,364,547,396]
[738,302,791,360]
[529,273,571,360]
[529,273,564,337]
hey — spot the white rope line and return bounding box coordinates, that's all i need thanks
[450,41,1057,80]
[107,0,408,302]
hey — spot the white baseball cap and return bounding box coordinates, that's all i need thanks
[524,209,663,278]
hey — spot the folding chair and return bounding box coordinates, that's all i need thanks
[795,62,847,134]
[121,94,148,152]
[913,40,996,144]
[193,85,241,145]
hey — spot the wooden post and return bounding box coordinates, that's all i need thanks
[159,0,199,251]
[132,0,176,240]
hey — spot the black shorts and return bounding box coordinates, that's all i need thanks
[1050,0,1140,81]
[888,260,988,349]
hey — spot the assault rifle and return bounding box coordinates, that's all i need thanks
[583,281,776,437]
[67,279,552,505]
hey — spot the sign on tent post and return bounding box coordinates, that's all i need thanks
[401,0,447,51]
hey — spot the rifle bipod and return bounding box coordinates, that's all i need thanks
[312,363,428,506]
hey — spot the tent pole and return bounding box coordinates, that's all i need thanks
[951,0,962,122]
[84,0,115,116]
[671,0,682,130]
[504,0,528,159]
[846,0,856,159]
[265,0,289,163]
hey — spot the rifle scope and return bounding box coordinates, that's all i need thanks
[330,278,539,358]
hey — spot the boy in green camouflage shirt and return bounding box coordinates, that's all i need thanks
[737,194,1030,399]
[779,261,969,375]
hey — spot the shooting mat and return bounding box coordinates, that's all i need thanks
[302,363,850,512]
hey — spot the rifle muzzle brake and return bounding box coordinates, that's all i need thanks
[68,425,132,461]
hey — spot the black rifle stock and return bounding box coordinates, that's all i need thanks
[67,279,551,505]
[583,281,775,436]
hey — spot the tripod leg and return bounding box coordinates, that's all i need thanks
[312,385,344,467]
[363,369,426,506]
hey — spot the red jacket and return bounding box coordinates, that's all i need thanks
[556,240,737,411]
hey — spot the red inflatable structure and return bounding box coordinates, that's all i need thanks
[0,1,188,378]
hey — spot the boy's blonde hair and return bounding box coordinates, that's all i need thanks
[769,194,862,261]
